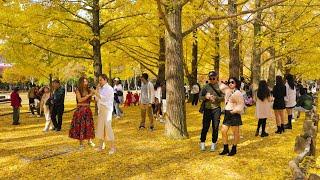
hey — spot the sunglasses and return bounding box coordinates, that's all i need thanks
[228,81,235,84]
[209,77,216,81]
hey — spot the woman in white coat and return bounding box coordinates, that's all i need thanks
[284,74,296,130]
[94,74,116,154]
[41,87,53,132]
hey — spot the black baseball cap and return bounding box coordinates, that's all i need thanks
[208,71,218,77]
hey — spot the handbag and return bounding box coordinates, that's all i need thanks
[199,84,222,113]
[45,97,53,107]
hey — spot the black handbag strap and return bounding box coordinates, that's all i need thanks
[209,84,222,97]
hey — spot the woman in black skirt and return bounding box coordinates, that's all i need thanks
[272,76,287,134]
[219,77,245,156]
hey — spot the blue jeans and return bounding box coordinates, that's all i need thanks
[114,102,122,116]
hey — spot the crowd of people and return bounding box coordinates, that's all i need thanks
[9,70,318,156]
[198,72,318,156]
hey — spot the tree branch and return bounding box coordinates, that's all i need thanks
[29,41,92,60]
[58,4,92,28]
[182,0,288,37]
[155,0,178,40]
[179,0,191,7]
[114,45,158,76]
[100,0,116,8]
[99,13,146,30]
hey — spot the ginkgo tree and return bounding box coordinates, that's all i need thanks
[0,0,148,82]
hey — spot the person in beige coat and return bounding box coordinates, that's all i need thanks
[93,74,116,155]
[255,80,273,137]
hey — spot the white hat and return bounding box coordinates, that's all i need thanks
[114,78,120,81]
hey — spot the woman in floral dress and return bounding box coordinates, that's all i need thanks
[69,76,95,149]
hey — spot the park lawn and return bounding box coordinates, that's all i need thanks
[0,104,319,179]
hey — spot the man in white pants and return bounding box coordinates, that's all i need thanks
[94,74,116,154]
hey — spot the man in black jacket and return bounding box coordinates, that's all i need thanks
[51,80,65,131]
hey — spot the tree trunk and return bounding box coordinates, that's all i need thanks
[252,0,262,90]
[91,0,102,84]
[190,29,198,86]
[213,0,220,75]
[228,0,240,78]
[239,45,244,78]
[277,58,283,75]
[239,26,244,78]
[109,62,112,84]
[268,47,276,87]
[213,25,220,74]
[157,22,166,84]
[164,3,188,139]
[49,73,53,94]
[91,0,101,116]
[285,56,293,74]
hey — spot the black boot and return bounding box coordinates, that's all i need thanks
[219,144,229,155]
[284,124,292,129]
[256,119,263,136]
[261,119,269,137]
[275,126,282,134]
[281,124,285,133]
[228,145,237,156]
[284,115,292,129]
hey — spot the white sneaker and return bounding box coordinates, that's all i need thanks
[36,115,41,118]
[95,146,104,152]
[95,142,106,152]
[88,141,95,147]
[200,142,206,151]
[116,116,121,119]
[210,143,216,152]
[108,148,116,155]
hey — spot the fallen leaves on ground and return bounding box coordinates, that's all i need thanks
[0,103,319,179]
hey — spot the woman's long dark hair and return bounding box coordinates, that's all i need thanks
[154,80,161,90]
[228,77,241,90]
[286,74,295,90]
[78,76,90,97]
[257,80,270,101]
[275,76,284,86]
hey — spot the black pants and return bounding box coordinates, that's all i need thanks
[51,105,64,130]
[200,108,221,143]
[192,93,199,106]
[13,107,20,124]
[29,98,36,115]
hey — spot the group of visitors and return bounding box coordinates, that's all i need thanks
[10,80,65,129]
[9,69,317,156]
[198,72,317,156]
[124,91,139,107]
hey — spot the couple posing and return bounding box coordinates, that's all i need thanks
[69,74,116,155]
[199,71,245,156]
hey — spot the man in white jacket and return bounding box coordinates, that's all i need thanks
[139,73,155,131]
[94,74,116,154]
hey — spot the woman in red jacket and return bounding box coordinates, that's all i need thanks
[11,87,22,125]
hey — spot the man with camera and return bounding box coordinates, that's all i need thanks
[199,71,225,152]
